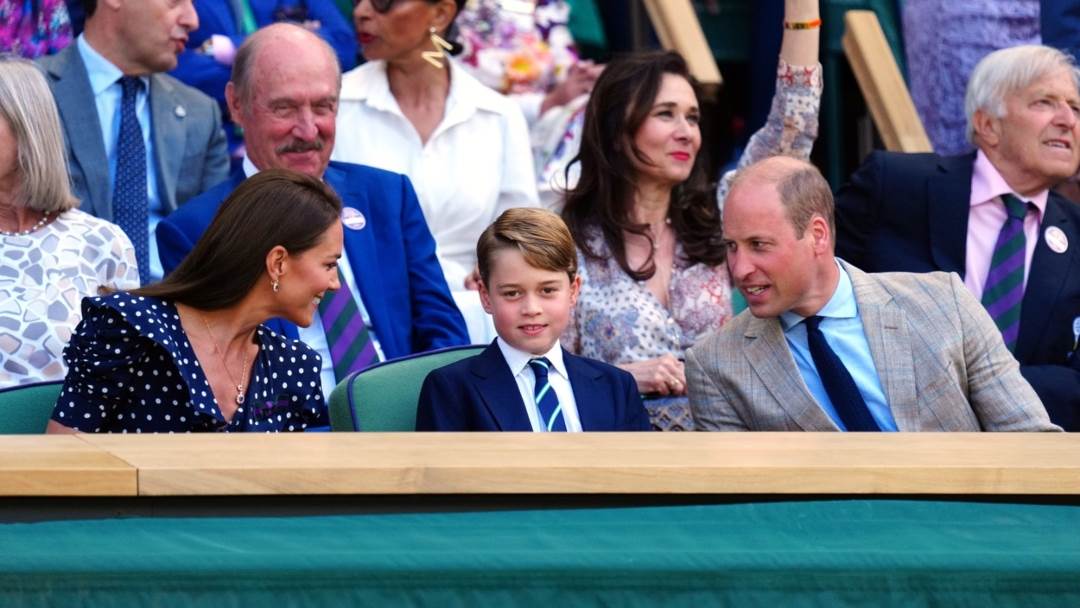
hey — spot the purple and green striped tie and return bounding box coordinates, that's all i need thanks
[981,194,1031,351]
[319,269,379,383]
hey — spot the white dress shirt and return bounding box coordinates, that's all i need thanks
[496,338,582,432]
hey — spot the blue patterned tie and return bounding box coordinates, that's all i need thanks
[804,316,880,432]
[981,194,1031,351]
[527,357,567,432]
[113,76,149,282]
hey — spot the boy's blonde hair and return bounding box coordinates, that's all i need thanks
[477,208,578,285]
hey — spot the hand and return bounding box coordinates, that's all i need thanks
[541,61,604,115]
[463,267,482,291]
[619,355,687,396]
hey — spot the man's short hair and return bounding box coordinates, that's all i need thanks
[477,208,578,286]
[230,23,342,104]
[728,156,835,242]
[964,45,1080,144]
[82,0,96,17]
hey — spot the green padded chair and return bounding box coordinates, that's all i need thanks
[0,380,62,434]
[329,345,487,431]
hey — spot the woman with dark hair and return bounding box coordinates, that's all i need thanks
[47,170,343,433]
[333,0,538,342]
[562,0,821,430]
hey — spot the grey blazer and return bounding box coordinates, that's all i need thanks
[687,261,1059,432]
[38,45,229,220]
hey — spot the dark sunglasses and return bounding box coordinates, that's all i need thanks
[359,0,400,13]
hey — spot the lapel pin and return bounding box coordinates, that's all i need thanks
[174,105,186,118]
[1044,226,1068,254]
[342,206,366,231]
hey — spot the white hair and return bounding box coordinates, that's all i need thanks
[964,45,1080,145]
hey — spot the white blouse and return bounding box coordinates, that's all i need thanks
[333,58,540,292]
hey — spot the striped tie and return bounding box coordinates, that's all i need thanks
[319,268,378,383]
[981,194,1031,351]
[528,357,567,432]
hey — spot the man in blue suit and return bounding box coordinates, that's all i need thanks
[171,0,357,155]
[157,23,468,398]
[416,208,650,432]
[835,45,1080,430]
[39,0,230,282]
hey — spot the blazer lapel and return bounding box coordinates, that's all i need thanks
[845,263,919,430]
[328,166,387,347]
[927,153,974,274]
[562,350,607,431]
[149,74,185,213]
[1017,196,1078,361]
[743,316,838,431]
[470,342,531,431]
[47,47,110,218]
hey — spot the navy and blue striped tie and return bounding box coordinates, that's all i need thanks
[528,357,567,432]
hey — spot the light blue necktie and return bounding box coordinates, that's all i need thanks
[528,357,567,432]
[113,76,149,282]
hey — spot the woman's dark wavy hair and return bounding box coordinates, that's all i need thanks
[133,170,342,309]
[561,50,724,281]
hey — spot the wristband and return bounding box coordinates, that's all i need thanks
[784,18,822,30]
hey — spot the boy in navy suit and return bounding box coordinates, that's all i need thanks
[416,209,650,432]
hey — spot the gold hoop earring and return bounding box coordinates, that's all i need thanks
[422,26,453,69]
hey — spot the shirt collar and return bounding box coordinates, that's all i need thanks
[971,149,1048,217]
[340,59,504,116]
[496,337,568,380]
[780,259,857,331]
[77,34,149,96]
[242,155,259,178]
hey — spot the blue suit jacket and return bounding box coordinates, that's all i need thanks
[38,44,229,220]
[836,151,1080,429]
[170,0,357,150]
[156,161,469,359]
[415,341,651,431]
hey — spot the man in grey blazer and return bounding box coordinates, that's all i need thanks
[38,0,229,282]
[687,156,1059,432]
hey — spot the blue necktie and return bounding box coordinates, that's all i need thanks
[113,76,149,282]
[804,316,880,431]
[527,357,567,432]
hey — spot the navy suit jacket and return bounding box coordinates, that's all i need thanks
[39,44,229,220]
[156,161,469,359]
[836,151,1080,429]
[415,341,651,431]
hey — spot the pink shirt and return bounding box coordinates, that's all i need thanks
[965,150,1048,299]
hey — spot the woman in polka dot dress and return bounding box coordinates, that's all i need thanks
[47,170,343,433]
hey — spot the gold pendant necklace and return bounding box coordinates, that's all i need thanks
[199,313,252,406]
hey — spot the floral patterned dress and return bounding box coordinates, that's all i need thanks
[0,0,71,58]
[564,61,823,431]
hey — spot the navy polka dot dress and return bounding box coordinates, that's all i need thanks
[52,293,328,433]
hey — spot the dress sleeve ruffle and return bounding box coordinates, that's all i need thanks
[53,298,142,431]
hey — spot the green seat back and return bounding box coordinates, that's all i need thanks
[0,381,63,434]
[329,346,487,432]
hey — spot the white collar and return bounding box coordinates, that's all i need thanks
[496,337,568,380]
